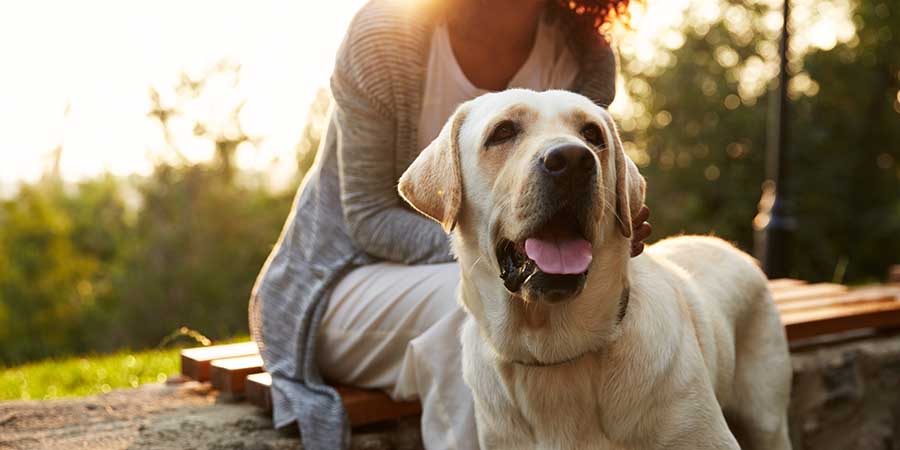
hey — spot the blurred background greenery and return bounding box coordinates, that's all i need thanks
[0,0,898,382]
[618,0,900,284]
[0,68,330,366]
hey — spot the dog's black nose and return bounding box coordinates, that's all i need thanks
[541,144,595,181]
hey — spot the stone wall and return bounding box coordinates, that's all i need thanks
[789,332,900,450]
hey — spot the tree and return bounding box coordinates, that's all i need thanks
[0,177,128,363]
[617,0,899,282]
[111,62,295,347]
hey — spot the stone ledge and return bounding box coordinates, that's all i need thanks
[0,382,422,450]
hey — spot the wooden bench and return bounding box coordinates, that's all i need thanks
[180,341,258,381]
[771,281,900,341]
[180,343,421,426]
[181,279,900,427]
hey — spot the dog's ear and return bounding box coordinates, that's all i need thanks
[398,107,468,233]
[601,111,646,238]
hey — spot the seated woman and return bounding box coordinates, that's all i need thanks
[249,0,650,449]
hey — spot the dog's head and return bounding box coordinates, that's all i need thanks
[400,89,645,305]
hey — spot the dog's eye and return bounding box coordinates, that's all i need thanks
[486,120,519,147]
[581,123,605,147]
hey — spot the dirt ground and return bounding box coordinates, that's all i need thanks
[0,381,422,450]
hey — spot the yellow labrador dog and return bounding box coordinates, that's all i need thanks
[399,89,792,450]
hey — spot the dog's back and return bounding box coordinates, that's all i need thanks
[644,235,792,449]
[647,235,772,335]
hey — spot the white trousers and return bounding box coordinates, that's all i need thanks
[317,262,479,450]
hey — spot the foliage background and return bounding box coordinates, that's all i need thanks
[1,0,898,366]
[618,0,899,284]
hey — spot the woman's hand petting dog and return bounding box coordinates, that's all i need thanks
[631,205,652,257]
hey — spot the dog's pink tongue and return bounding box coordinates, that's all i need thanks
[524,237,593,274]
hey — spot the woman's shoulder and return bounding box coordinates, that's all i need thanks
[333,0,438,114]
[341,0,438,52]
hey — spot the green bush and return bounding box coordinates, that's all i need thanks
[0,168,294,365]
[0,178,125,362]
[109,163,294,350]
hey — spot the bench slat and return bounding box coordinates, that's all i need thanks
[773,283,848,303]
[338,386,422,426]
[778,286,900,313]
[210,355,264,395]
[782,299,900,341]
[180,342,258,381]
[768,278,807,293]
[246,372,273,411]
[244,371,421,426]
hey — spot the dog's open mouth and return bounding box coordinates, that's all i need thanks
[496,207,592,301]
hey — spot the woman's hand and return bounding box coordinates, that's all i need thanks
[631,205,651,257]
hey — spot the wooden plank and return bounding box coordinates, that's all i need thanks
[210,355,264,395]
[778,286,900,313]
[338,386,422,426]
[776,286,900,314]
[787,328,881,350]
[243,371,421,426]
[773,283,848,303]
[768,278,807,292]
[181,342,259,381]
[782,299,900,341]
[246,372,273,411]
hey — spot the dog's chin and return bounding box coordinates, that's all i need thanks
[521,271,587,304]
[495,207,592,305]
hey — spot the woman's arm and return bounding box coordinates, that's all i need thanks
[330,71,454,265]
[325,5,455,266]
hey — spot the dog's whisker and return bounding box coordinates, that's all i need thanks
[594,185,627,226]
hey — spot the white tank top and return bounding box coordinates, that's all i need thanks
[416,17,580,151]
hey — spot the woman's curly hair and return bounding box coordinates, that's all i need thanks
[555,0,636,33]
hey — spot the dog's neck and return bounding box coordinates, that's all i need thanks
[506,285,630,367]
[456,236,632,366]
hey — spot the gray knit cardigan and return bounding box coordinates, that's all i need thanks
[248,1,617,448]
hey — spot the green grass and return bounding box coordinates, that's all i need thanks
[0,347,181,401]
[0,334,252,401]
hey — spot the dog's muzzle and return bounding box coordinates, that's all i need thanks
[495,144,598,303]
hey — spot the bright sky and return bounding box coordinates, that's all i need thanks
[0,0,366,185]
[0,0,855,189]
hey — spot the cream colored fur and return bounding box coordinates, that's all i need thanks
[399,89,792,450]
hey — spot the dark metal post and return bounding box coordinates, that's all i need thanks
[754,0,795,278]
